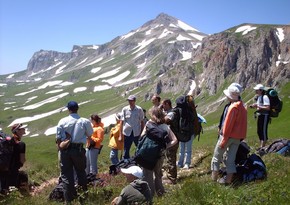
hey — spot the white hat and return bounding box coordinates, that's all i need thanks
[253,84,264,90]
[230,83,243,93]
[223,85,240,101]
[120,166,143,179]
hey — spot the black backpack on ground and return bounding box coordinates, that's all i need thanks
[236,153,267,183]
[134,122,168,170]
[171,95,199,142]
[48,177,65,202]
[0,131,14,171]
[109,158,137,175]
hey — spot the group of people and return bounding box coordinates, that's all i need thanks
[211,83,271,185]
[0,82,272,204]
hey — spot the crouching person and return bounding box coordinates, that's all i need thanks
[111,166,152,205]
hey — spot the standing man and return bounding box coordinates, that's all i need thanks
[120,95,144,159]
[250,84,270,149]
[162,99,179,184]
[56,101,93,204]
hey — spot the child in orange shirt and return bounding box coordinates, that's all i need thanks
[108,113,124,165]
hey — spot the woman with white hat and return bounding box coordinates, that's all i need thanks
[211,85,247,185]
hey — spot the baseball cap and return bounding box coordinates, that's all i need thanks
[120,166,143,179]
[253,84,264,90]
[67,101,79,110]
[127,95,136,101]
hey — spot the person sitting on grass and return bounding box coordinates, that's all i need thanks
[111,165,152,205]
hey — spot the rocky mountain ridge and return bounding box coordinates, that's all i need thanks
[1,13,290,98]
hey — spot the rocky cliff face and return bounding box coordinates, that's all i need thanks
[192,24,290,95]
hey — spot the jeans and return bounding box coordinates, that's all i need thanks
[86,148,99,175]
[211,135,240,174]
[123,132,139,159]
[178,134,195,167]
[60,146,87,202]
[110,149,120,165]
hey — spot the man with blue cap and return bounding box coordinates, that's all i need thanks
[56,101,93,204]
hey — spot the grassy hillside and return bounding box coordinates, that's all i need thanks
[1,82,290,204]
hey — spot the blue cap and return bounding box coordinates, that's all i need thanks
[67,101,79,110]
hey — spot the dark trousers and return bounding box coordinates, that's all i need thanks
[60,145,87,202]
[123,132,139,159]
[257,114,269,142]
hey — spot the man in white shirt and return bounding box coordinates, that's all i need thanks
[120,95,144,159]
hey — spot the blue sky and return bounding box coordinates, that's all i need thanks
[0,0,289,75]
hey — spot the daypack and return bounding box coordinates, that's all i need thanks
[262,87,283,118]
[0,131,14,171]
[134,122,168,170]
[236,154,267,183]
[171,95,200,142]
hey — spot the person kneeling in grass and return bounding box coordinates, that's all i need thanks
[111,166,152,205]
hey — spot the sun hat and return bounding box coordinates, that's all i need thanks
[223,85,240,101]
[253,84,264,90]
[120,166,143,179]
[67,101,79,110]
[230,83,243,93]
[127,95,136,101]
[11,123,27,133]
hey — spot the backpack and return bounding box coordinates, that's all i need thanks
[134,122,168,170]
[262,87,283,118]
[171,95,200,142]
[235,141,250,165]
[0,131,14,171]
[236,154,267,183]
[48,177,64,202]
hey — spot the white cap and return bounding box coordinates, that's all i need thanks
[223,85,240,101]
[120,166,143,179]
[253,84,264,90]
